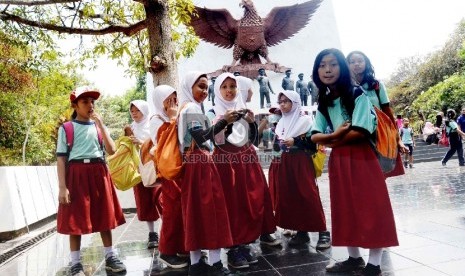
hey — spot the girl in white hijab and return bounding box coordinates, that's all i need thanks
[147,84,190,268]
[176,71,237,276]
[209,73,278,269]
[272,90,330,249]
[129,100,151,144]
[128,100,162,251]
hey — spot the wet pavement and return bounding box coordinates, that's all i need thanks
[1,160,465,276]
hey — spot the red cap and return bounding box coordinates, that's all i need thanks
[70,86,100,102]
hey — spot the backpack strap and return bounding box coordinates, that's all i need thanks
[63,121,74,156]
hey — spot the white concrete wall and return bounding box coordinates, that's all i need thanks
[177,0,341,112]
[0,166,136,234]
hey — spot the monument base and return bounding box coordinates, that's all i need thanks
[208,63,290,79]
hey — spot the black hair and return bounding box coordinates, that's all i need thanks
[346,51,377,90]
[446,109,456,119]
[312,48,355,117]
[71,110,77,119]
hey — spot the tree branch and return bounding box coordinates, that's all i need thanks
[0,0,79,5]
[0,12,147,36]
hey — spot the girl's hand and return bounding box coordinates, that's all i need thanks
[90,112,104,127]
[130,135,142,145]
[58,187,71,205]
[224,109,238,124]
[166,98,178,120]
[398,140,409,154]
[244,109,255,123]
[333,121,351,137]
[282,138,294,147]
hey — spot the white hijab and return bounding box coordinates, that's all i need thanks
[236,76,253,104]
[275,90,312,140]
[130,100,151,140]
[177,71,207,150]
[152,85,176,121]
[213,72,249,147]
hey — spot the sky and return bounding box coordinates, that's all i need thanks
[82,0,465,96]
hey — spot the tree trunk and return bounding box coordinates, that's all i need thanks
[145,0,178,89]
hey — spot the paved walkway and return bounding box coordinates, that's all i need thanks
[1,160,465,276]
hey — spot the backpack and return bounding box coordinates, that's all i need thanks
[107,136,142,190]
[155,105,188,180]
[371,81,398,173]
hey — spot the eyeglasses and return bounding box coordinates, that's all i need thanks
[277,100,291,104]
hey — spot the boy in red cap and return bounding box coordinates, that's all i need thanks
[57,86,126,276]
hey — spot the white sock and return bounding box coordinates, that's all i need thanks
[368,248,383,266]
[70,250,81,265]
[104,246,114,259]
[347,247,362,258]
[146,221,155,233]
[209,249,221,265]
[190,250,202,265]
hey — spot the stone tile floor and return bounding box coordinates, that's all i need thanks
[1,160,465,275]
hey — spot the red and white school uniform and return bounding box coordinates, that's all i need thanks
[56,121,125,235]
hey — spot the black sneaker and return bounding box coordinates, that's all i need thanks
[404,161,408,168]
[148,232,159,249]
[159,254,188,269]
[105,255,126,273]
[288,231,310,246]
[227,247,249,269]
[316,231,331,250]
[70,262,85,276]
[209,261,235,275]
[238,245,258,264]
[189,259,209,276]
[409,164,413,168]
[326,256,365,273]
[353,263,381,276]
[259,234,281,246]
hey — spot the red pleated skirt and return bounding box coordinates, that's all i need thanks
[213,144,276,245]
[180,149,233,251]
[329,142,399,248]
[159,179,187,255]
[57,162,126,235]
[272,151,326,232]
[268,157,280,210]
[133,182,162,221]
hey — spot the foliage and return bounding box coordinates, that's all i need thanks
[0,0,199,76]
[411,73,465,122]
[388,20,465,120]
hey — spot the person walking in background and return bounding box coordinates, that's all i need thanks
[208,76,216,106]
[56,86,126,276]
[396,115,403,129]
[128,100,162,250]
[441,109,465,166]
[312,49,398,276]
[148,85,189,268]
[177,71,236,276]
[347,50,407,178]
[236,75,254,104]
[400,118,415,168]
[257,68,275,109]
[271,90,330,250]
[457,106,465,134]
[296,73,310,106]
[281,69,295,91]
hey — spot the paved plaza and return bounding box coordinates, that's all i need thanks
[1,160,465,276]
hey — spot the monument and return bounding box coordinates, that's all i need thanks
[189,0,322,79]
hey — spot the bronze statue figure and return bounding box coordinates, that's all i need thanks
[190,0,322,78]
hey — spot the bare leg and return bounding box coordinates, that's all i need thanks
[100,230,113,247]
[70,235,82,251]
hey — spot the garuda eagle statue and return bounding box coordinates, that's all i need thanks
[189,0,322,66]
